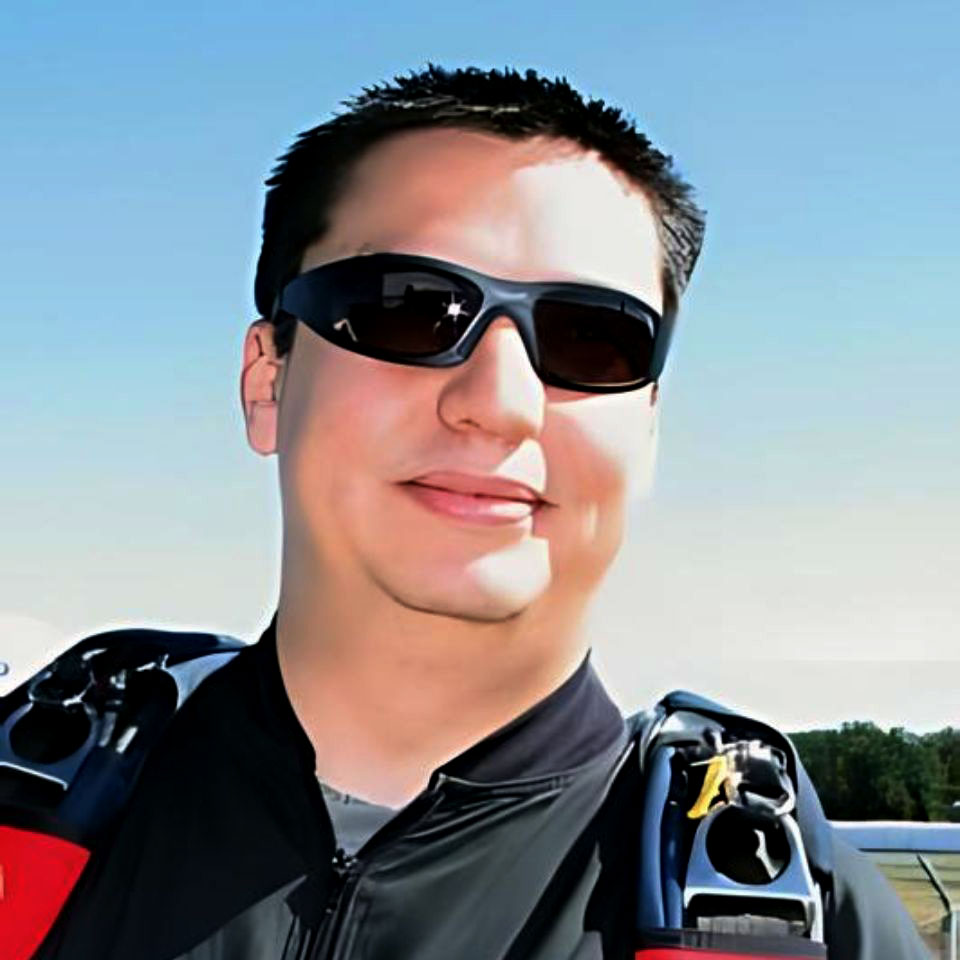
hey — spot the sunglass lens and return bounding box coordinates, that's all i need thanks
[332,270,481,357]
[533,298,654,388]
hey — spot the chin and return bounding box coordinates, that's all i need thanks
[358,528,553,623]
[392,591,530,624]
[373,550,553,624]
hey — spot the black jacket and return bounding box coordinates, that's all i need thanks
[36,620,929,960]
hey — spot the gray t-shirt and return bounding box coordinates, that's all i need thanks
[318,778,399,855]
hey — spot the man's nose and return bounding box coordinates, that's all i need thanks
[436,315,545,446]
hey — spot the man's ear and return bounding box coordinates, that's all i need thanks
[240,320,286,456]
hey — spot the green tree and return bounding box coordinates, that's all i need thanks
[791,723,948,821]
[921,727,960,820]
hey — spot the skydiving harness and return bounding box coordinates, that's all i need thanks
[633,692,828,958]
[1,634,829,960]
[0,629,243,960]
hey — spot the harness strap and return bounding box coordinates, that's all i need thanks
[631,696,829,959]
[636,926,827,957]
[0,629,243,959]
[636,952,821,959]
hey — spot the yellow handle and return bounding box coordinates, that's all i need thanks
[687,753,730,819]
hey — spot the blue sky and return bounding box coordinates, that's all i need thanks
[2,1,957,728]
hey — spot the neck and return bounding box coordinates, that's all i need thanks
[275,559,591,809]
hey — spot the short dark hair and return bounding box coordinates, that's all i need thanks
[255,64,706,356]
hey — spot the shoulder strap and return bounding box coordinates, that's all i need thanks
[628,691,833,958]
[631,691,834,874]
[0,627,243,960]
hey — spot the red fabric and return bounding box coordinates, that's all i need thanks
[0,826,90,960]
[636,951,814,959]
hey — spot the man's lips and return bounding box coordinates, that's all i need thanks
[400,472,548,526]
[405,472,546,504]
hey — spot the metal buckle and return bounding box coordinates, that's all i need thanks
[683,799,824,940]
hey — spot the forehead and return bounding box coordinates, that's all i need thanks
[303,128,663,310]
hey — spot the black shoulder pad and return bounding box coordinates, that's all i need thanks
[1,627,244,844]
[2,627,244,702]
[627,690,834,908]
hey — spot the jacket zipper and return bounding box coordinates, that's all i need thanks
[310,778,450,959]
[314,847,359,959]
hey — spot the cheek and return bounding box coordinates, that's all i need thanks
[276,345,390,517]
[537,398,652,591]
[277,357,342,493]
[276,340,439,521]
[546,394,655,510]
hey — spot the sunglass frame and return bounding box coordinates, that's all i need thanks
[274,252,672,394]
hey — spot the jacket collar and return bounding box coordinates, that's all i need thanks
[250,612,625,785]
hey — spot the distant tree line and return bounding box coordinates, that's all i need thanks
[790,723,960,821]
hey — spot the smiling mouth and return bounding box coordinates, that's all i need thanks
[400,480,545,526]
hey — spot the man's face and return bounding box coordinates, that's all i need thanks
[253,128,663,623]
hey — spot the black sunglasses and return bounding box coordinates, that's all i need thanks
[273,253,672,394]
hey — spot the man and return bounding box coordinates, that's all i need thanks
[35,65,928,958]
